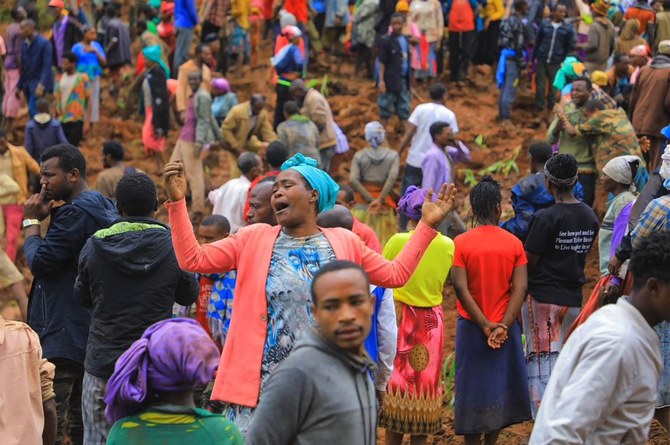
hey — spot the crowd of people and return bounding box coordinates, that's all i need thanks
[2,0,670,444]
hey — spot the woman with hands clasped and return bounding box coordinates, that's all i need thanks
[451,176,531,445]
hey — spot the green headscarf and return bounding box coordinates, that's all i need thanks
[143,45,170,77]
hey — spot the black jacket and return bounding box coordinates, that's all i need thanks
[533,19,576,65]
[377,33,411,93]
[25,190,118,364]
[75,218,198,378]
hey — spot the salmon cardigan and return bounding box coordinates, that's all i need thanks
[166,198,438,407]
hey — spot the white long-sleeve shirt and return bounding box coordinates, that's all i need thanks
[530,297,661,445]
[208,175,251,233]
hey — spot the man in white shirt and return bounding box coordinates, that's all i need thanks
[397,83,458,230]
[530,230,670,444]
[208,152,263,232]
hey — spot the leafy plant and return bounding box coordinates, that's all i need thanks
[463,169,478,187]
[442,352,456,407]
[474,134,488,150]
[320,74,329,97]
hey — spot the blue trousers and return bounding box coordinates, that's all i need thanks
[498,58,519,120]
[173,27,195,77]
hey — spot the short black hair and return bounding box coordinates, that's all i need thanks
[116,173,157,216]
[630,231,670,290]
[36,97,50,113]
[203,33,219,44]
[11,8,23,20]
[41,144,87,177]
[429,83,447,101]
[194,44,208,56]
[283,100,300,116]
[310,260,370,304]
[201,214,231,234]
[429,121,450,141]
[545,153,578,192]
[62,51,78,64]
[470,175,502,224]
[338,183,354,202]
[238,152,260,174]
[316,205,354,231]
[105,4,117,16]
[391,12,406,21]
[136,21,148,33]
[514,0,527,10]
[572,76,593,91]
[265,141,289,168]
[102,140,125,161]
[584,99,606,113]
[529,140,553,164]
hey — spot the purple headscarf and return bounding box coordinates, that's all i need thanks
[398,186,427,221]
[104,318,220,424]
[211,77,231,93]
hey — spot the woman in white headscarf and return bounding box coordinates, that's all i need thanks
[349,121,400,246]
[598,155,640,276]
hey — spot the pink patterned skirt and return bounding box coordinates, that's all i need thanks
[380,301,444,435]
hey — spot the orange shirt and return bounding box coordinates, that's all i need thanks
[453,225,527,323]
[625,6,656,35]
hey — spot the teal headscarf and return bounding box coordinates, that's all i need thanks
[553,56,586,91]
[143,45,170,77]
[281,154,340,213]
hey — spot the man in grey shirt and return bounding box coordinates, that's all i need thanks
[246,260,378,445]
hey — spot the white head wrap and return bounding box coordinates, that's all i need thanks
[364,121,386,149]
[602,155,640,189]
[660,143,670,181]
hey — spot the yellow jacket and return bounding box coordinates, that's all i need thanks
[221,101,277,152]
[1,143,40,203]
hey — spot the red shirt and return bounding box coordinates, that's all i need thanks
[453,226,527,323]
[352,217,382,254]
[449,0,476,33]
[284,0,309,23]
[624,6,656,35]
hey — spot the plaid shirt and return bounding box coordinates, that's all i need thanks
[631,195,670,247]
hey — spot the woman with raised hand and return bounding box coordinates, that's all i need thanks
[163,153,456,433]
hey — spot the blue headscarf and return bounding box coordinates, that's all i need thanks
[281,153,340,213]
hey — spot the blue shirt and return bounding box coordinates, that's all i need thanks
[175,0,199,28]
[398,34,409,77]
[72,41,106,79]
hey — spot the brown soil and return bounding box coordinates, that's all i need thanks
[1,35,667,445]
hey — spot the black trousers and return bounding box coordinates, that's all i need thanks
[62,121,84,147]
[448,31,476,82]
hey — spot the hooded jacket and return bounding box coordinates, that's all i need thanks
[24,190,118,364]
[534,18,576,65]
[74,219,199,378]
[246,329,377,445]
[24,118,69,161]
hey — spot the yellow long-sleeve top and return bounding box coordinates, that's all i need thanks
[484,0,505,21]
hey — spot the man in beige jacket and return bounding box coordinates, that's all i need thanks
[221,94,277,176]
[290,80,337,172]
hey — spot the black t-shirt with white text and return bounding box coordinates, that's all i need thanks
[525,202,599,307]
